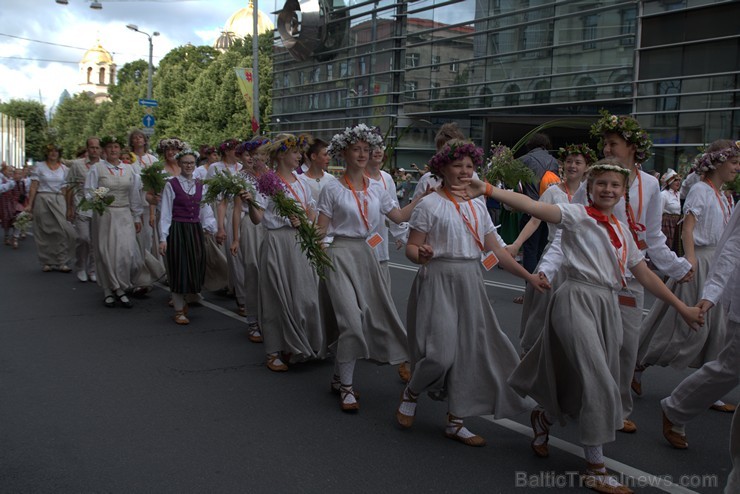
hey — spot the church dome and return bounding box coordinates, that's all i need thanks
[224,0,275,38]
[214,31,237,52]
[81,41,113,65]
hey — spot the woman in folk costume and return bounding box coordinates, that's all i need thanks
[159,149,216,325]
[84,136,145,308]
[659,169,682,254]
[128,130,159,254]
[302,138,336,201]
[231,137,271,343]
[316,124,420,412]
[250,134,325,371]
[25,144,76,272]
[459,159,704,494]
[396,140,545,447]
[636,140,740,412]
[209,138,247,315]
[1,166,26,249]
[512,143,595,355]
[193,145,219,181]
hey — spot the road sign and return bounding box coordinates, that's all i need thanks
[138,98,158,107]
[141,128,155,136]
[142,114,156,128]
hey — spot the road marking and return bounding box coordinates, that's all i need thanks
[482,417,701,494]
[153,282,246,323]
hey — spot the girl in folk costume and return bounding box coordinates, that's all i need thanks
[302,138,336,201]
[193,146,219,181]
[512,144,595,355]
[636,140,740,411]
[460,160,704,494]
[537,111,693,433]
[25,144,76,272]
[396,140,545,447]
[1,167,25,249]
[250,134,325,371]
[84,136,145,308]
[316,124,419,412]
[159,149,217,324]
[209,138,247,315]
[659,169,682,253]
[129,130,159,254]
[231,137,271,342]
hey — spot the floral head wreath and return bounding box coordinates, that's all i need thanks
[201,146,216,156]
[327,124,384,158]
[218,138,240,154]
[590,109,653,163]
[175,149,200,161]
[101,135,125,147]
[587,163,630,178]
[236,138,271,155]
[262,134,303,159]
[557,143,597,165]
[691,141,740,175]
[157,137,185,154]
[428,140,485,178]
[297,134,314,153]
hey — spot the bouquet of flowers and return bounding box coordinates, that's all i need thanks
[201,171,262,211]
[78,187,114,216]
[255,171,333,279]
[483,142,535,189]
[13,211,32,233]
[140,162,171,194]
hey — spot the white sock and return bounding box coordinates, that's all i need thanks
[172,293,186,311]
[714,400,726,407]
[583,445,605,468]
[337,360,356,405]
[446,415,477,439]
[398,387,418,417]
[268,352,285,367]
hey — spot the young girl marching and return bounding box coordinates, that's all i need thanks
[512,144,595,355]
[302,138,336,201]
[636,140,740,410]
[396,140,545,446]
[316,124,420,412]
[231,137,270,343]
[158,149,216,324]
[461,159,704,494]
[251,134,325,371]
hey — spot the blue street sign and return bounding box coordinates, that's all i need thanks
[138,98,158,107]
[142,114,156,128]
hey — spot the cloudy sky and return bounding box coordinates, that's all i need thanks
[0,0,280,114]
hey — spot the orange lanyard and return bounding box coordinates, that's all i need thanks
[344,175,370,231]
[443,188,484,251]
[627,171,643,222]
[107,164,123,176]
[279,174,307,211]
[704,179,731,224]
[562,182,572,202]
[613,216,628,287]
[364,172,387,190]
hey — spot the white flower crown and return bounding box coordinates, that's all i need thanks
[328,124,384,158]
[588,163,630,176]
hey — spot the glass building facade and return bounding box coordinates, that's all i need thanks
[270,0,739,171]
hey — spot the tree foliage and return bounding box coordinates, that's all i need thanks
[0,99,48,161]
[50,92,98,157]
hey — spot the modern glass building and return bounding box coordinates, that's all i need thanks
[270,0,739,171]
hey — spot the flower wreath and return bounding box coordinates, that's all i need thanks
[175,149,200,161]
[218,138,240,154]
[101,135,125,147]
[428,140,484,178]
[588,163,630,177]
[236,138,271,155]
[691,141,740,174]
[590,109,653,163]
[557,143,598,165]
[157,137,185,154]
[327,123,384,158]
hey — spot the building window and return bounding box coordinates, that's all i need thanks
[405,80,418,100]
[86,67,92,84]
[430,82,441,100]
[614,78,632,99]
[405,52,420,68]
[450,58,459,73]
[99,67,105,85]
[298,71,305,85]
[109,67,115,85]
[326,64,333,81]
[656,80,680,127]
[431,55,440,71]
[310,67,320,83]
[340,62,349,78]
[504,84,520,106]
[359,56,367,75]
[533,80,550,105]
[620,8,636,44]
[283,73,290,88]
[576,76,597,101]
[583,14,598,50]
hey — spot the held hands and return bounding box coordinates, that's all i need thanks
[449,177,487,201]
[159,241,167,256]
[417,244,433,264]
[149,213,156,228]
[504,244,520,258]
[696,299,714,315]
[529,272,551,293]
[215,228,226,245]
[681,304,705,331]
[239,190,253,202]
[135,222,142,234]
[230,239,239,256]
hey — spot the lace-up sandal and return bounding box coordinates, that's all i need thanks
[174,311,189,325]
[396,387,418,428]
[339,384,359,412]
[445,414,486,447]
[581,465,634,494]
[530,409,551,457]
[266,354,288,372]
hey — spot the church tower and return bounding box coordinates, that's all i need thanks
[78,40,116,103]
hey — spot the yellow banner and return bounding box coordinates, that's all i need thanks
[234,68,259,132]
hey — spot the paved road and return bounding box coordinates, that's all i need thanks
[0,236,736,493]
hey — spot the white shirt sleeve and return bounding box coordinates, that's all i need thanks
[83,164,100,198]
[0,178,15,193]
[159,181,175,242]
[129,172,143,218]
[200,203,217,234]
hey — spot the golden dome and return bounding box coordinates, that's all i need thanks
[223,0,275,39]
[81,40,113,65]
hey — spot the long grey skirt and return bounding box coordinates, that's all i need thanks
[202,232,228,292]
[92,205,143,293]
[32,192,75,267]
[638,246,725,369]
[323,237,408,364]
[225,202,245,304]
[520,244,560,355]
[258,227,325,361]
[509,278,623,446]
[239,214,264,316]
[407,258,534,418]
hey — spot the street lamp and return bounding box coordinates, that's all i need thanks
[126,24,160,100]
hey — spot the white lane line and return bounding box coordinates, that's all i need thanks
[153,282,246,323]
[482,417,701,494]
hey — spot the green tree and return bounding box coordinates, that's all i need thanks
[50,92,98,158]
[0,99,48,161]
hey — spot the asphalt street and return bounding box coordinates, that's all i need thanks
[0,235,736,493]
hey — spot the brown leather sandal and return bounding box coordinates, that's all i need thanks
[445,414,486,447]
[396,387,418,428]
[581,465,633,494]
[339,384,359,412]
[530,409,551,457]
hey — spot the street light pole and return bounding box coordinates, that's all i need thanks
[126,24,160,100]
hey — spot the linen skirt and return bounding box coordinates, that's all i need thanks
[323,237,408,364]
[638,246,725,369]
[32,192,75,267]
[661,213,682,254]
[258,227,325,361]
[202,232,228,291]
[239,214,264,316]
[509,278,623,446]
[92,205,143,292]
[164,221,206,294]
[407,258,534,418]
[519,248,561,355]
[224,201,245,298]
